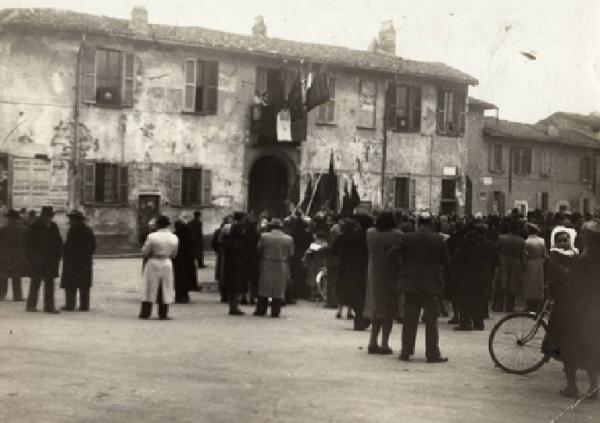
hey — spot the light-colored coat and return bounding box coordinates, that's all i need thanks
[523,235,547,301]
[140,229,179,304]
[258,229,294,299]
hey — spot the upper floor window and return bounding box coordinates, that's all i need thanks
[489,143,503,173]
[317,76,336,124]
[183,59,219,114]
[82,162,128,205]
[80,44,134,107]
[436,89,465,137]
[581,156,594,183]
[357,80,377,129]
[170,167,212,207]
[387,84,421,132]
[513,147,532,175]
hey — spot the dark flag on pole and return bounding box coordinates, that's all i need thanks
[300,174,313,214]
[325,150,339,212]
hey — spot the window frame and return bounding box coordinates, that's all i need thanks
[357,79,377,129]
[81,161,129,206]
[440,178,458,215]
[489,143,503,173]
[436,88,465,137]
[183,59,219,115]
[581,156,594,183]
[80,44,134,108]
[386,84,421,133]
[316,76,336,124]
[513,146,532,176]
[540,148,551,177]
[170,166,213,208]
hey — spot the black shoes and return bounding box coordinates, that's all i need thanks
[426,356,449,363]
[229,309,245,316]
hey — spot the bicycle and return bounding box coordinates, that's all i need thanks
[488,298,552,374]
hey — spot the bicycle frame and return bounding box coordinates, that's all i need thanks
[519,298,552,344]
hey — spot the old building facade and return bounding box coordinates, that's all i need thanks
[466,101,600,217]
[0,7,477,243]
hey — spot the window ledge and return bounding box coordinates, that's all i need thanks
[82,202,129,208]
[390,129,421,134]
[315,121,337,127]
[181,111,216,116]
[356,126,376,131]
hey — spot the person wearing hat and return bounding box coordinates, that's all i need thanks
[60,210,96,311]
[25,206,63,313]
[522,222,548,313]
[221,211,247,316]
[139,215,178,320]
[0,209,27,301]
[392,213,451,363]
[254,217,294,318]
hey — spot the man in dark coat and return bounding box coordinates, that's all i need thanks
[454,224,499,330]
[0,209,27,301]
[222,212,247,315]
[393,214,451,363]
[60,210,96,311]
[188,210,206,269]
[172,219,197,303]
[25,206,63,313]
[289,215,313,301]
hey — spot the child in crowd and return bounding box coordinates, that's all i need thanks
[302,231,329,302]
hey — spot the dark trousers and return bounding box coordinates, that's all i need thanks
[254,296,283,317]
[458,290,485,328]
[64,287,90,311]
[401,292,442,359]
[27,277,56,311]
[493,292,516,312]
[139,282,168,319]
[0,275,23,301]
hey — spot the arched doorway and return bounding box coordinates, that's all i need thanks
[248,155,291,218]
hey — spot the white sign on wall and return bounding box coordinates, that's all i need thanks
[11,158,69,210]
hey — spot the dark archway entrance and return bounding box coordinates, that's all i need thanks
[248,155,290,218]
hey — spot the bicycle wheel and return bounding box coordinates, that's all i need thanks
[488,312,550,375]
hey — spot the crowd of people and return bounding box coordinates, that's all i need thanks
[1,203,599,399]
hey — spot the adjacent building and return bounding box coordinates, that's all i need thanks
[0,7,477,244]
[466,101,600,217]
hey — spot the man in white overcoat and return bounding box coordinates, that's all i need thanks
[139,215,178,320]
[254,218,294,318]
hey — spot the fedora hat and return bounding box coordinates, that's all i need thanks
[66,209,85,220]
[40,206,54,217]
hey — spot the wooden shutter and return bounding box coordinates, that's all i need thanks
[118,164,128,204]
[524,148,532,174]
[385,84,397,130]
[255,67,268,94]
[385,177,396,209]
[436,90,445,134]
[409,86,421,132]
[79,42,96,103]
[488,144,494,172]
[183,59,196,112]
[170,167,182,206]
[326,77,335,122]
[204,61,219,115]
[82,162,96,204]
[122,52,134,107]
[201,168,212,206]
[409,178,416,212]
[458,93,466,136]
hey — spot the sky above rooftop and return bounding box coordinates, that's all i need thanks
[1,0,599,123]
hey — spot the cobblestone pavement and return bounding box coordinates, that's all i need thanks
[0,258,597,423]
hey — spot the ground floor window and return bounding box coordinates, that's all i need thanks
[171,167,212,207]
[82,162,128,205]
[385,176,415,211]
[440,178,457,215]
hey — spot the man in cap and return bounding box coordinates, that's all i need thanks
[0,209,27,301]
[254,218,294,318]
[393,212,450,363]
[25,206,63,313]
[139,215,178,320]
[60,210,96,311]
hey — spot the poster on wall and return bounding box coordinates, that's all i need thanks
[11,157,69,211]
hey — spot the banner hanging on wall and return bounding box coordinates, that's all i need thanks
[11,157,69,210]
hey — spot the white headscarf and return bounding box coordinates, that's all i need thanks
[550,225,578,254]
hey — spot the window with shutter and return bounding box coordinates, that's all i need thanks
[385,177,396,209]
[317,77,335,123]
[184,59,196,112]
[118,164,129,204]
[436,91,445,135]
[540,149,550,177]
[122,52,134,107]
[409,86,421,132]
[386,84,397,129]
[357,80,377,129]
[170,167,182,207]
[205,61,219,114]
[409,178,416,212]
[436,89,465,137]
[394,177,410,209]
[386,84,421,132]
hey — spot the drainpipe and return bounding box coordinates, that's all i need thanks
[381,81,388,208]
[72,38,83,209]
[430,134,434,211]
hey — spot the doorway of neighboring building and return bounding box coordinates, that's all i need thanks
[440,178,457,215]
[138,194,160,245]
[248,156,290,218]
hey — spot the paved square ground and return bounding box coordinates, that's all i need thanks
[0,258,597,422]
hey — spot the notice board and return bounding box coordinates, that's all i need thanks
[11,158,69,210]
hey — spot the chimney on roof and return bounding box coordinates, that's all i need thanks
[376,20,396,55]
[252,15,267,37]
[130,5,149,34]
[547,124,560,137]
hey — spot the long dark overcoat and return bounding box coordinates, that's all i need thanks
[173,224,198,293]
[26,218,63,278]
[60,222,96,288]
[332,227,368,307]
[0,221,27,277]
